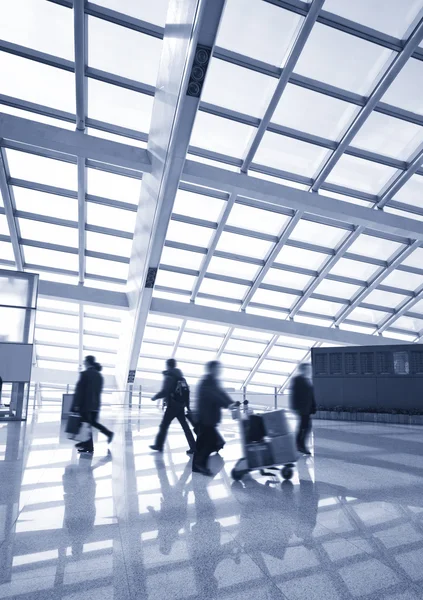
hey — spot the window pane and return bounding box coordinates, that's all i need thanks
[13,187,78,221]
[252,288,296,309]
[201,58,277,119]
[290,220,347,249]
[175,347,216,363]
[88,17,162,87]
[6,150,77,190]
[173,189,225,222]
[401,247,423,269]
[365,289,407,309]
[207,257,260,281]
[216,0,303,66]
[18,219,77,248]
[221,353,257,368]
[329,258,379,281]
[260,359,296,374]
[314,279,361,300]
[144,326,178,343]
[295,23,394,95]
[227,204,289,236]
[382,269,423,291]
[381,58,423,116]
[262,269,312,291]
[347,234,403,260]
[86,203,136,233]
[301,297,344,317]
[0,53,75,113]
[276,245,328,270]
[324,0,423,38]
[160,246,203,271]
[155,270,196,292]
[88,79,154,133]
[325,154,399,195]
[255,131,330,177]
[180,332,222,350]
[268,346,308,361]
[0,214,9,236]
[166,221,214,248]
[391,316,423,332]
[272,83,358,141]
[86,232,132,257]
[0,241,16,263]
[225,339,266,354]
[348,306,389,325]
[393,174,423,209]
[199,279,248,300]
[141,342,173,358]
[190,112,254,158]
[85,256,129,280]
[87,169,141,204]
[216,232,272,260]
[23,246,78,271]
[351,112,423,161]
[93,0,169,26]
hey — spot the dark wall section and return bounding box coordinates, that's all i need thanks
[311,344,423,411]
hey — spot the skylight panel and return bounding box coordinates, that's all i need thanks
[390,316,423,332]
[329,258,379,281]
[144,325,178,344]
[36,311,78,329]
[347,234,403,261]
[216,232,273,260]
[216,0,303,67]
[262,268,312,291]
[190,112,254,158]
[180,331,223,350]
[84,317,121,335]
[13,188,77,221]
[84,334,118,350]
[227,204,289,236]
[88,79,154,134]
[0,53,75,113]
[290,220,347,249]
[232,328,273,341]
[392,174,423,209]
[6,150,77,190]
[0,215,9,236]
[272,83,358,141]
[88,17,162,87]
[141,342,173,358]
[86,232,132,258]
[166,221,214,248]
[1,105,75,131]
[201,58,278,119]
[382,269,423,291]
[313,279,361,300]
[254,132,331,177]
[207,256,259,280]
[199,278,248,300]
[401,247,423,269]
[301,297,344,317]
[36,345,78,361]
[0,241,16,263]
[195,297,240,311]
[155,270,196,292]
[220,353,258,368]
[223,367,250,381]
[381,58,423,116]
[251,372,287,387]
[86,203,136,233]
[176,347,216,363]
[186,321,229,335]
[85,256,129,280]
[36,329,78,345]
[18,219,77,248]
[173,189,225,222]
[93,0,169,26]
[225,338,266,354]
[365,289,407,309]
[160,246,204,271]
[295,22,394,95]
[252,288,296,309]
[87,169,141,204]
[276,245,328,271]
[260,359,297,374]
[23,246,78,271]
[324,154,399,195]
[348,306,389,325]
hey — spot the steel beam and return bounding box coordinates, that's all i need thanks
[377,144,423,209]
[38,280,129,308]
[242,335,279,386]
[0,113,151,173]
[150,298,398,346]
[181,160,423,242]
[77,157,87,283]
[378,285,423,333]
[191,191,237,300]
[241,0,325,172]
[74,0,87,131]
[115,0,227,390]
[0,149,22,269]
[311,17,423,190]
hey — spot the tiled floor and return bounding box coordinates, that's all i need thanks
[0,404,423,600]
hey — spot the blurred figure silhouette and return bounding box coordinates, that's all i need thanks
[193,361,234,476]
[147,455,191,555]
[290,363,316,455]
[149,359,195,455]
[73,356,114,454]
[63,453,111,557]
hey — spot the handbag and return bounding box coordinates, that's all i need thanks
[74,421,92,442]
[65,412,81,438]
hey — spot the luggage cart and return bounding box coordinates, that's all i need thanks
[231,401,297,481]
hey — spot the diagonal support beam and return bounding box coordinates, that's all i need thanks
[378,284,423,333]
[191,191,237,300]
[0,149,23,270]
[241,0,325,172]
[377,144,423,209]
[74,0,87,132]
[241,211,303,308]
[242,334,279,387]
[115,0,227,389]
[311,17,423,191]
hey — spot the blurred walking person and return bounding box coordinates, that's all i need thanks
[193,361,233,476]
[150,359,196,455]
[290,363,316,455]
[72,356,114,454]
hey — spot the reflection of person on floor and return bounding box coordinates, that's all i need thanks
[63,453,111,557]
[147,455,192,555]
[295,479,319,546]
[290,363,316,455]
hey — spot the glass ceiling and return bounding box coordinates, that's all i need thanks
[1,0,423,393]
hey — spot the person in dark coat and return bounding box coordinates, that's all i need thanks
[72,356,114,454]
[193,361,234,476]
[149,359,196,455]
[290,363,316,455]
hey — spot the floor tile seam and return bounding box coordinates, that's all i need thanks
[218,521,291,600]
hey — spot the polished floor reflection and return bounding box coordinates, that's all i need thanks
[1,404,423,599]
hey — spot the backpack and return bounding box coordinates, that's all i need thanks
[172,377,190,406]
